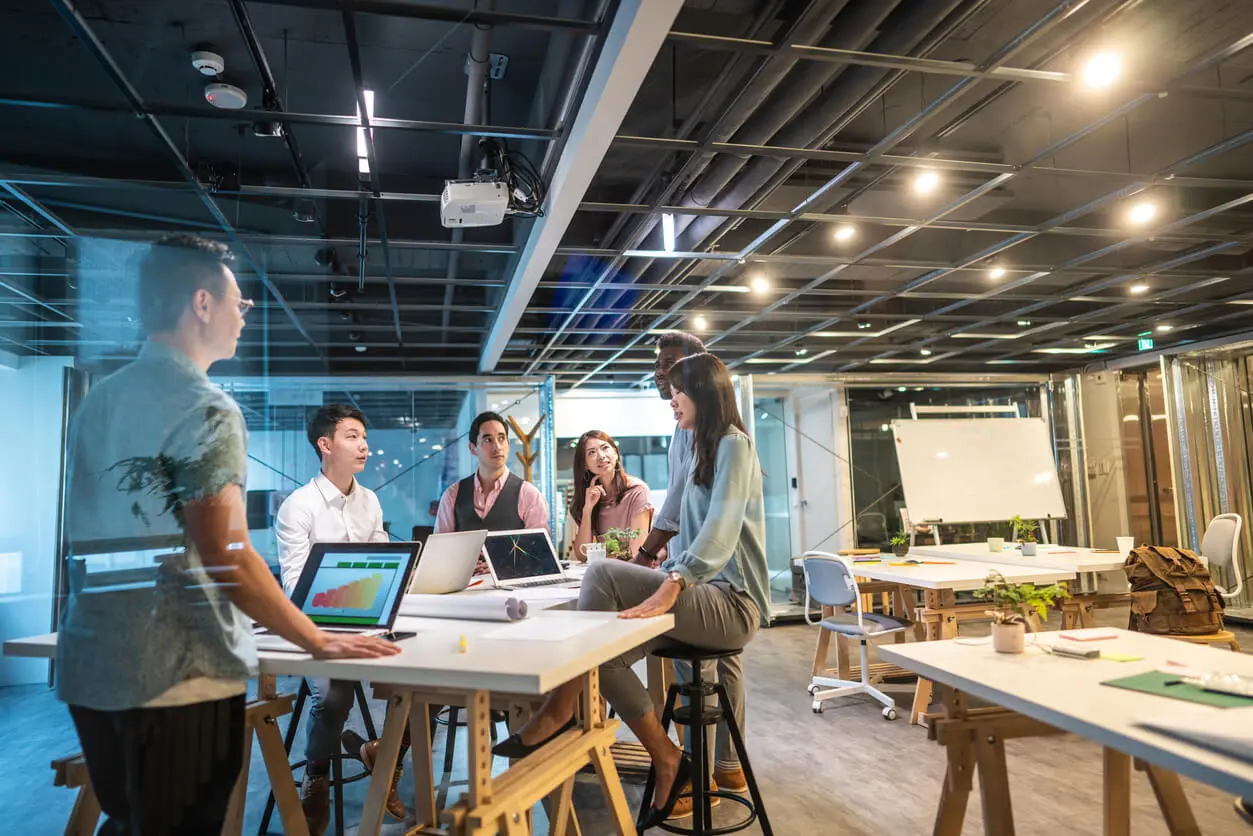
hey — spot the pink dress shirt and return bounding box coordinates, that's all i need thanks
[434,470,551,533]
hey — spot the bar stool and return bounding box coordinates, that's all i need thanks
[258,679,377,836]
[637,645,772,836]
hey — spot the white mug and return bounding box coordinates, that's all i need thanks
[988,537,1005,553]
[580,542,607,562]
[1116,536,1135,556]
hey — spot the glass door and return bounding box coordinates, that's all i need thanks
[753,396,794,607]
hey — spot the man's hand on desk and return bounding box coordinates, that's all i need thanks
[311,632,402,660]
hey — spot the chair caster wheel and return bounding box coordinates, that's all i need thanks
[812,703,824,715]
[807,684,819,696]
[883,707,898,721]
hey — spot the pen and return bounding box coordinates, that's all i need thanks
[467,579,484,588]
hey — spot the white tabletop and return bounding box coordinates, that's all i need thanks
[4,610,673,696]
[878,629,1253,798]
[839,557,1075,591]
[909,542,1126,573]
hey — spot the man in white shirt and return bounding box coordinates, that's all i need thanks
[275,404,399,832]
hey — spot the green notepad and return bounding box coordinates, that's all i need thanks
[1102,671,1253,707]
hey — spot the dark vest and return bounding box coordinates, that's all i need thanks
[454,472,526,532]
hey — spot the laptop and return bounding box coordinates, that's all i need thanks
[407,529,489,594]
[482,529,578,590]
[255,541,420,653]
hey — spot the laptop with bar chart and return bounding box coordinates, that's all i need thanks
[255,541,420,652]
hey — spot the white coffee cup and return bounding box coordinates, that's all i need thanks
[988,537,1005,553]
[1116,536,1134,556]
[580,542,607,562]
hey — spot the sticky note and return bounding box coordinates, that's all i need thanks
[1103,653,1144,663]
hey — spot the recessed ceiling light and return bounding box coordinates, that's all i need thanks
[693,314,709,331]
[1128,200,1157,225]
[897,386,907,392]
[661,213,676,253]
[914,170,939,194]
[1129,283,1149,295]
[749,276,771,295]
[857,321,873,330]
[920,348,933,356]
[1017,320,1032,327]
[354,344,367,353]
[833,224,856,242]
[795,347,808,356]
[988,265,1007,280]
[1081,51,1121,89]
[1156,324,1174,332]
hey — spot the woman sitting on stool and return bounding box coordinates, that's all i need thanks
[493,352,770,828]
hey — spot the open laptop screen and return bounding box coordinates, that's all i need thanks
[290,542,419,628]
[483,529,562,582]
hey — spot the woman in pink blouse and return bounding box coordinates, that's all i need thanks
[569,430,652,560]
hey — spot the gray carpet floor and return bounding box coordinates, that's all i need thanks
[3,609,1252,835]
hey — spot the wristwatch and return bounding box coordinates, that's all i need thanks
[667,570,687,590]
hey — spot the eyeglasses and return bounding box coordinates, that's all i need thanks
[237,298,255,317]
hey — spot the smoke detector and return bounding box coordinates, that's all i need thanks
[205,83,248,110]
[191,49,225,77]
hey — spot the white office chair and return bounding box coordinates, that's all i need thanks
[802,551,907,720]
[1200,513,1244,599]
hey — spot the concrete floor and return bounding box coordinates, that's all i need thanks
[3,610,1253,835]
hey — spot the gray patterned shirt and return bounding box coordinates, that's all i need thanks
[56,341,257,710]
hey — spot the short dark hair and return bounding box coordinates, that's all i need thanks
[307,404,368,460]
[138,233,235,334]
[470,411,508,444]
[657,330,706,357]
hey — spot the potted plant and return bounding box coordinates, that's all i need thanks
[974,571,1070,653]
[1011,514,1039,556]
[888,531,909,558]
[599,527,640,560]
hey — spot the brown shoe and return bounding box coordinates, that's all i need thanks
[713,766,748,793]
[359,739,406,820]
[665,778,720,820]
[300,772,331,836]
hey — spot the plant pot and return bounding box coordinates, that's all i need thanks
[1020,541,1037,556]
[991,621,1026,653]
[891,543,909,557]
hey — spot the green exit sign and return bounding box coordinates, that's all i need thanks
[1138,336,1155,351]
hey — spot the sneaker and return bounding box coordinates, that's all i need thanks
[713,766,748,793]
[1236,797,1253,825]
[359,739,406,820]
[300,772,331,836]
[665,778,720,821]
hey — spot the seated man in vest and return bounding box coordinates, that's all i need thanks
[435,411,550,551]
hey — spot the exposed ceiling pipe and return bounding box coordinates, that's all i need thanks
[443,4,494,340]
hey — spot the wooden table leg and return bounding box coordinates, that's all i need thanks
[254,707,309,836]
[358,691,412,836]
[1104,749,1131,836]
[933,688,973,836]
[974,733,1015,836]
[465,689,494,809]
[409,698,437,829]
[1139,761,1201,836]
[221,721,254,836]
[584,668,635,836]
[549,775,578,836]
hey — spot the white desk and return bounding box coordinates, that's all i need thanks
[5,608,673,836]
[909,542,1127,573]
[879,630,1253,834]
[845,558,1074,592]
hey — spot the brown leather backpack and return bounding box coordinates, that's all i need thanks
[1123,545,1224,635]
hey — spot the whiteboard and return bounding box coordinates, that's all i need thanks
[891,418,1066,524]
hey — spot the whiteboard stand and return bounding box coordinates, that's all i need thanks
[901,506,941,548]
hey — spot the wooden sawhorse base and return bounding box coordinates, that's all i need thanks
[1062,593,1131,630]
[364,667,634,836]
[928,684,1201,836]
[223,685,305,836]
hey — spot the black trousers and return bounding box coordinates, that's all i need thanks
[68,695,246,836]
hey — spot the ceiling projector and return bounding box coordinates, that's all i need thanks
[440,179,509,228]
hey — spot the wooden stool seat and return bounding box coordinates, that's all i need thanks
[1167,630,1241,652]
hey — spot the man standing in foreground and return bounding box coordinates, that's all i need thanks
[58,234,398,834]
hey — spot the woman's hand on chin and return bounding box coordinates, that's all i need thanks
[620,578,681,619]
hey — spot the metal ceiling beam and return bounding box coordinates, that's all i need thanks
[47,0,325,362]
[0,181,75,237]
[478,0,683,372]
[247,0,600,32]
[664,30,1253,103]
[0,92,556,142]
[343,8,404,353]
